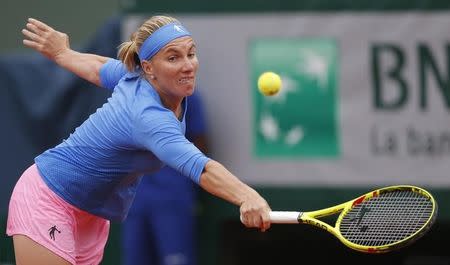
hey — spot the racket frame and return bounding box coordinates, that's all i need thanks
[270,185,438,253]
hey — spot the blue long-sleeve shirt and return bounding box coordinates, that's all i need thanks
[35,59,210,221]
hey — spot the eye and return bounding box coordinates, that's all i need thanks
[168,56,177,62]
[188,52,196,58]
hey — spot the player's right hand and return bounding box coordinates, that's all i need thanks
[239,192,271,232]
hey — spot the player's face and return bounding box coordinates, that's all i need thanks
[149,36,198,99]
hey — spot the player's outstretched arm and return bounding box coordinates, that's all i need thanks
[22,18,109,87]
[199,160,271,232]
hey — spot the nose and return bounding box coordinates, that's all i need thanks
[181,56,196,72]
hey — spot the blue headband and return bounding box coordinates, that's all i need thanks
[138,23,191,61]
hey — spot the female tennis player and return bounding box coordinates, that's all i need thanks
[7,15,271,265]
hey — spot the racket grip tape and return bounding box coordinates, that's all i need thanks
[269,211,301,224]
[239,211,301,224]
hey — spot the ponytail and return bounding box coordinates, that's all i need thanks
[117,32,140,72]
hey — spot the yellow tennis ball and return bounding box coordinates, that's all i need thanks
[257,72,282,96]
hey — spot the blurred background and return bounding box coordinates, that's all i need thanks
[1,0,450,264]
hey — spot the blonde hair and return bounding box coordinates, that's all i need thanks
[117,15,180,72]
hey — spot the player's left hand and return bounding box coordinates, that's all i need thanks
[22,18,70,61]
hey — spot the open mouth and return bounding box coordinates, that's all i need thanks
[178,77,194,85]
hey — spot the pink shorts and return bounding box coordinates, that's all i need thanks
[6,164,110,265]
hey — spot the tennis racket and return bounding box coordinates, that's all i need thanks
[258,185,437,253]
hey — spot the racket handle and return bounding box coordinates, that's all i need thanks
[239,211,301,224]
[269,211,301,224]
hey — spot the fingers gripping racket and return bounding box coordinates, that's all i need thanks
[264,185,437,253]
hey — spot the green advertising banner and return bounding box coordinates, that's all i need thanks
[250,39,339,158]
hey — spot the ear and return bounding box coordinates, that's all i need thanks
[141,60,153,76]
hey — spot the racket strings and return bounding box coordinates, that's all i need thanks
[339,190,434,247]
